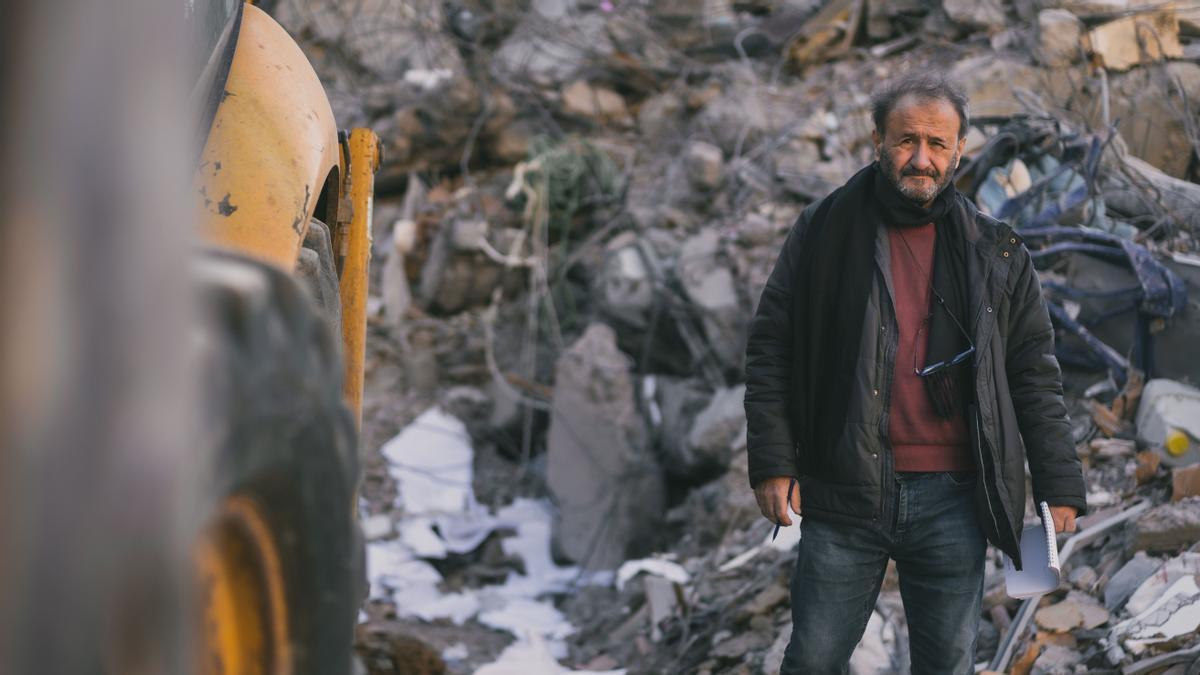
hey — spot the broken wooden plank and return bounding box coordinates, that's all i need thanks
[787,0,864,67]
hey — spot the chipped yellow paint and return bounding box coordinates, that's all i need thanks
[195,3,339,270]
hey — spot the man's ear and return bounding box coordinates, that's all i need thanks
[872,129,881,160]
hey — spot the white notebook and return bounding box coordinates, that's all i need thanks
[1003,501,1061,599]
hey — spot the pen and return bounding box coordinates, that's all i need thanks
[772,477,797,541]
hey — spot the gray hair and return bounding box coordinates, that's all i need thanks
[870,73,970,140]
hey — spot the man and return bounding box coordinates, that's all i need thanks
[743,74,1087,674]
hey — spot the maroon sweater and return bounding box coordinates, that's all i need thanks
[886,223,972,472]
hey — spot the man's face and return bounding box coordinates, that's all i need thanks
[873,95,966,207]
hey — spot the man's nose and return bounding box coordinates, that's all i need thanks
[908,142,933,170]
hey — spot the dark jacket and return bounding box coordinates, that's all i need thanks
[744,190,1088,567]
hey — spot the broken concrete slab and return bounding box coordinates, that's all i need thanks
[677,229,745,374]
[685,384,748,479]
[1099,64,1200,179]
[1130,498,1200,555]
[942,0,1007,33]
[1035,591,1110,632]
[949,56,1044,117]
[1111,575,1200,655]
[1125,552,1200,616]
[1106,551,1162,611]
[1084,11,1183,71]
[546,323,664,570]
[1037,9,1085,67]
[492,13,613,87]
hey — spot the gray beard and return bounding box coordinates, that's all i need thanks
[880,149,959,205]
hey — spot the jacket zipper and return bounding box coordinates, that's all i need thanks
[971,228,1015,558]
[973,403,1003,543]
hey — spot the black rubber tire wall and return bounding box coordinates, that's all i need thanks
[195,250,363,675]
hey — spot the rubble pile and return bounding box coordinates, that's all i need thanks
[272,0,1200,672]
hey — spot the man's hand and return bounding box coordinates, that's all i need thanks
[755,476,802,526]
[1049,505,1078,533]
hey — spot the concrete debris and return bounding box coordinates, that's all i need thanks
[1090,438,1136,461]
[786,0,864,68]
[652,376,715,479]
[711,630,772,661]
[1135,450,1162,486]
[291,0,1200,670]
[637,91,686,140]
[361,513,394,542]
[949,56,1050,118]
[849,608,904,675]
[643,575,682,642]
[1106,552,1163,612]
[683,141,725,192]
[942,0,1007,33]
[1111,575,1200,654]
[493,14,613,88]
[684,385,747,479]
[1068,565,1098,591]
[596,242,657,330]
[1084,11,1183,72]
[562,80,633,127]
[677,229,745,373]
[546,323,664,570]
[1036,592,1110,632]
[761,623,791,675]
[1173,465,1200,501]
[1036,9,1085,67]
[1125,552,1200,616]
[416,211,525,315]
[1130,498,1200,554]
[742,582,789,617]
[1030,643,1082,675]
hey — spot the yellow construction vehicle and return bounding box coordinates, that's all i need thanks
[189,1,378,673]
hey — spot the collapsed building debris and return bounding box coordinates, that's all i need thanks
[269,0,1200,672]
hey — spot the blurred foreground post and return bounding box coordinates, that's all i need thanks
[0,1,196,673]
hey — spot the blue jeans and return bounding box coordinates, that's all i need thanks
[780,471,987,675]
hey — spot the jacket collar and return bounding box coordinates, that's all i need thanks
[952,193,1014,251]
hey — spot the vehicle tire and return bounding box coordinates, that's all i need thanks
[193,250,362,675]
